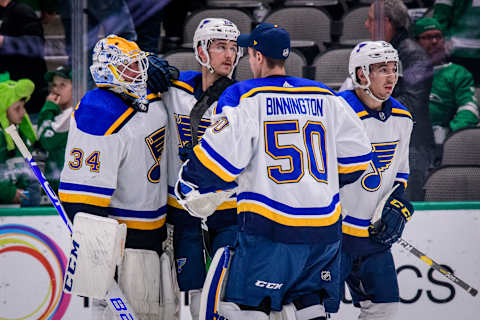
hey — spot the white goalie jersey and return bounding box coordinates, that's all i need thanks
[338,90,413,254]
[59,88,168,231]
[190,76,373,244]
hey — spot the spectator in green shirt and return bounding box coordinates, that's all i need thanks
[414,17,479,155]
[0,78,37,204]
[37,65,72,191]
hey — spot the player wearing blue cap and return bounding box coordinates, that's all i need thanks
[175,23,373,320]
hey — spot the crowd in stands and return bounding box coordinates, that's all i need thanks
[0,0,478,205]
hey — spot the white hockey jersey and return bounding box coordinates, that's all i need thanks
[59,88,168,231]
[338,90,413,255]
[163,71,236,229]
[191,76,372,244]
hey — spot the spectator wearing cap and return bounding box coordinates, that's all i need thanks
[0,78,37,204]
[37,65,73,191]
[414,17,479,160]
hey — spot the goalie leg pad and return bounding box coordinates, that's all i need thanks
[118,249,161,320]
[160,251,179,319]
[189,289,202,320]
[358,300,399,320]
[199,246,233,320]
[63,212,126,299]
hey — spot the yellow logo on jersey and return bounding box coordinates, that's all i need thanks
[174,113,211,147]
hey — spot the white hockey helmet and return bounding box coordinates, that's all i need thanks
[193,18,243,76]
[90,35,149,110]
[349,41,399,101]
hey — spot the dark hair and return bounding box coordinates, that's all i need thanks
[252,48,286,69]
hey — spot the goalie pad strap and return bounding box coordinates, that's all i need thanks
[63,212,126,299]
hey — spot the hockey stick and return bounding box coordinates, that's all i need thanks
[371,185,478,297]
[5,124,138,319]
[189,76,235,261]
[395,238,477,296]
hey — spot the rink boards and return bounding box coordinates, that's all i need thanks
[0,204,479,319]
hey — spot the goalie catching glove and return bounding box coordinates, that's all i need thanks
[369,192,414,246]
[146,54,179,93]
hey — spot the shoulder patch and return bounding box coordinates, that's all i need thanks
[74,88,137,136]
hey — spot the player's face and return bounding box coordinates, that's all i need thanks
[248,48,261,79]
[417,30,444,58]
[51,75,72,107]
[7,100,26,125]
[118,61,141,82]
[208,39,238,76]
[368,61,398,100]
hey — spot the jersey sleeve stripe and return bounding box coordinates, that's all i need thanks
[338,152,372,164]
[342,215,371,237]
[395,172,409,189]
[59,182,115,196]
[59,192,111,207]
[240,86,334,101]
[193,141,242,182]
[104,107,135,135]
[338,163,369,174]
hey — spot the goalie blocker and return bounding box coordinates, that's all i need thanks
[65,212,178,319]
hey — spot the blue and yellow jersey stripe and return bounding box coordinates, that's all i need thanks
[337,152,372,174]
[109,206,167,230]
[193,140,243,182]
[342,215,371,237]
[237,192,341,227]
[171,71,201,95]
[395,172,409,190]
[59,182,114,207]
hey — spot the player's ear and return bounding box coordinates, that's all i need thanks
[356,67,366,84]
[198,45,208,64]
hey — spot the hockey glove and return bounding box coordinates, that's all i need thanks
[369,194,414,246]
[175,161,237,218]
[146,54,179,93]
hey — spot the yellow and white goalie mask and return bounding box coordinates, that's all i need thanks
[90,35,149,111]
[193,18,243,77]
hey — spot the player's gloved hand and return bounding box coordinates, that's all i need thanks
[369,194,414,246]
[179,141,193,162]
[146,54,179,93]
[175,161,237,218]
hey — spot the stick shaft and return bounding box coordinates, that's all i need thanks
[397,238,478,296]
[5,124,139,318]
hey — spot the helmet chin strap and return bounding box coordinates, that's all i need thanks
[363,87,388,103]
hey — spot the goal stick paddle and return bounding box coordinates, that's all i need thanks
[5,124,139,319]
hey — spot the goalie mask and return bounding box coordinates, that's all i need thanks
[193,18,243,77]
[349,41,399,103]
[90,35,149,111]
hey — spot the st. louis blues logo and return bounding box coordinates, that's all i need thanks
[362,141,399,191]
[174,113,211,147]
[176,258,187,274]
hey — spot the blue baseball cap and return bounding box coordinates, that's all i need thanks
[237,23,290,60]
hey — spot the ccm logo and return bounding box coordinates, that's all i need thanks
[255,280,283,290]
[63,239,80,292]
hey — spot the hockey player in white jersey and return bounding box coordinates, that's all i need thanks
[59,35,174,319]
[175,23,373,320]
[147,18,242,320]
[334,41,414,319]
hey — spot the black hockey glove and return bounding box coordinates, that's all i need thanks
[146,54,179,93]
[369,194,414,246]
[190,76,235,145]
